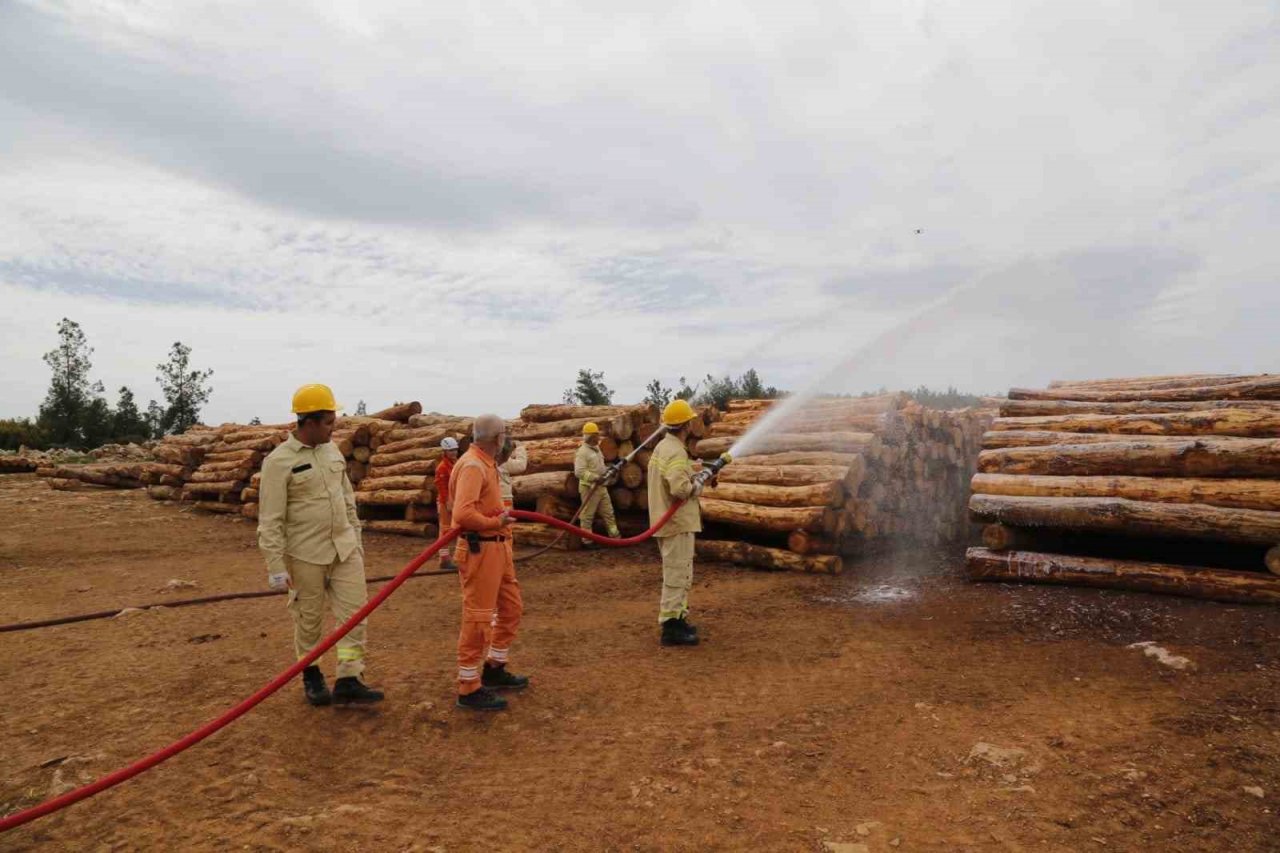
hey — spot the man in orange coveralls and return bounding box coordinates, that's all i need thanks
[449,414,529,711]
[434,436,460,571]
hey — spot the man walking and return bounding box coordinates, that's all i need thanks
[450,414,529,711]
[574,422,620,547]
[647,400,705,647]
[258,384,385,706]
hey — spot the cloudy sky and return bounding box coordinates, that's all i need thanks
[1,1,1277,422]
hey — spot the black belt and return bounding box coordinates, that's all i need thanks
[463,532,509,547]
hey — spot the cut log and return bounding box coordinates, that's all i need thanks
[241,487,259,502]
[971,472,1280,512]
[965,547,1280,605]
[534,494,577,520]
[190,467,251,484]
[47,478,84,491]
[999,399,1280,417]
[346,460,368,483]
[513,522,582,550]
[405,503,439,523]
[990,409,1280,438]
[632,487,649,511]
[729,451,867,469]
[203,449,264,466]
[512,472,577,502]
[147,485,181,501]
[981,523,1047,551]
[355,489,435,506]
[214,436,282,454]
[508,414,634,442]
[370,402,423,422]
[192,501,243,514]
[610,487,634,512]
[220,428,288,445]
[183,480,246,497]
[357,475,432,492]
[718,464,862,490]
[153,445,204,466]
[518,403,658,424]
[786,530,840,555]
[369,446,444,468]
[978,438,1280,477]
[330,425,372,447]
[969,494,1280,546]
[364,519,437,537]
[1267,545,1280,577]
[702,481,844,508]
[352,446,372,464]
[619,462,644,489]
[1047,373,1238,390]
[981,431,1202,449]
[241,503,259,520]
[696,432,879,458]
[1008,376,1280,402]
[696,539,842,574]
[407,414,475,431]
[376,428,451,455]
[699,499,840,534]
[367,459,437,478]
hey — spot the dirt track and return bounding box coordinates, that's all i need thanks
[1,473,1278,851]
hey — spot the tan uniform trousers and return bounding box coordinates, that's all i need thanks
[579,484,619,542]
[657,532,695,623]
[287,551,368,679]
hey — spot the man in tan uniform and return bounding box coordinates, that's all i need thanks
[258,383,384,706]
[647,400,705,647]
[574,422,620,547]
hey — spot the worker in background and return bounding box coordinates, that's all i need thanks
[647,400,708,647]
[258,384,385,706]
[497,436,527,510]
[450,414,528,711]
[574,422,620,547]
[435,437,460,571]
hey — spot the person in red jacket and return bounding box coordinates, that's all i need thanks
[435,437,460,571]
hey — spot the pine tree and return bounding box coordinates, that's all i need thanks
[111,386,150,441]
[157,342,214,435]
[37,319,98,446]
[562,369,613,405]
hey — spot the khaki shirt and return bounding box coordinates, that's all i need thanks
[574,441,607,486]
[647,432,701,537]
[258,434,361,576]
[498,443,528,504]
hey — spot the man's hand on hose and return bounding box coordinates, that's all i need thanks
[499,511,516,528]
[268,571,291,592]
[602,467,620,486]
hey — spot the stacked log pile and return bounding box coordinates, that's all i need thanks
[37,462,149,491]
[967,373,1280,604]
[0,455,40,474]
[690,395,990,574]
[351,411,474,536]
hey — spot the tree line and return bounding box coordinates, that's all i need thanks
[0,319,214,451]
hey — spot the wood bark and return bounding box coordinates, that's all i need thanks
[182,480,246,497]
[508,414,634,442]
[196,458,257,475]
[346,461,368,483]
[696,432,879,458]
[1267,545,1280,577]
[190,467,251,484]
[1047,374,1249,391]
[981,431,1202,449]
[357,475,432,492]
[405,503,439,523]
[786,530,841,555]
[619,462,644,489]
[355,489,435,506]
[147,485,181,501]
[370,402,423,422]
[978,437,1280,477]
[513,522,582,550]
[47,478,84,491]
[969,493,1280,546]
[999,399,1280,418]
[407,414,475,430]
[699,498,839,534]
[610,487,634,512]
[330,425,371,447]
[241,503,259,520]
[990,409,1280,438]
[534,494,577,520]
[518,403,658,424]
[192,501,242,514]
[377,428,451,455]
[203,449,264,466]
[696,539,842,574]
[369,446,444,468]
[971,472,1280,512]
[241,487,259,502]
[153,445,205,467]
[965,547,1280,605]
[214,436,282,454]
[367,459,437,478]
[732,451,866,469]
[352,446,372,464]
[512,471,578,502]
[1008,376,1280,402]
[702,481,844,508]
[717,464,861,489]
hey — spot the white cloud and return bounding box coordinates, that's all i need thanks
[1,0,1278,423]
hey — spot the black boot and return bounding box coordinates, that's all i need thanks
[302,665,332,707]
[456,687,508,711]
[677,616,699,636]
[661,618,699,647]
[482,662,529,691]
[332,677,384,705]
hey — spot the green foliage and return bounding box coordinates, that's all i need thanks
[851,385,988,409]
[0,418,48,451]
[563,369,614,406]
[694,368,783,410]
[37,318,99,446]
[643,379,672,408]
[355,400,368,416]
[111,386,151,442]
[157,342,214,435]
[249,416,263,426]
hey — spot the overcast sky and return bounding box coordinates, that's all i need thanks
[2,1,1277,422]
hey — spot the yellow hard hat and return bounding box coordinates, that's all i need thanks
[582,422,601,435]
[291,383,342,414]
[662,399,697,426]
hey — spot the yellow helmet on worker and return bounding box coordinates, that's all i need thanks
[662,399,697,426]
[291,383,342,415]
[582,422,601,436]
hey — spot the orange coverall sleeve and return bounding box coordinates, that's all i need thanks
[451,461,503,532]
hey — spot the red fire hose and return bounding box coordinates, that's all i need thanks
[0,504,682,834]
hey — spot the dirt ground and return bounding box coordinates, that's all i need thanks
[1,474,1278,852]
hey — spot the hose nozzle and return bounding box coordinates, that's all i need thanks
[694,453,733,487]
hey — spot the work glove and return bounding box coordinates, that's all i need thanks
[690,480,705,499]
[602,467,620,486]
[268,571,290,591]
